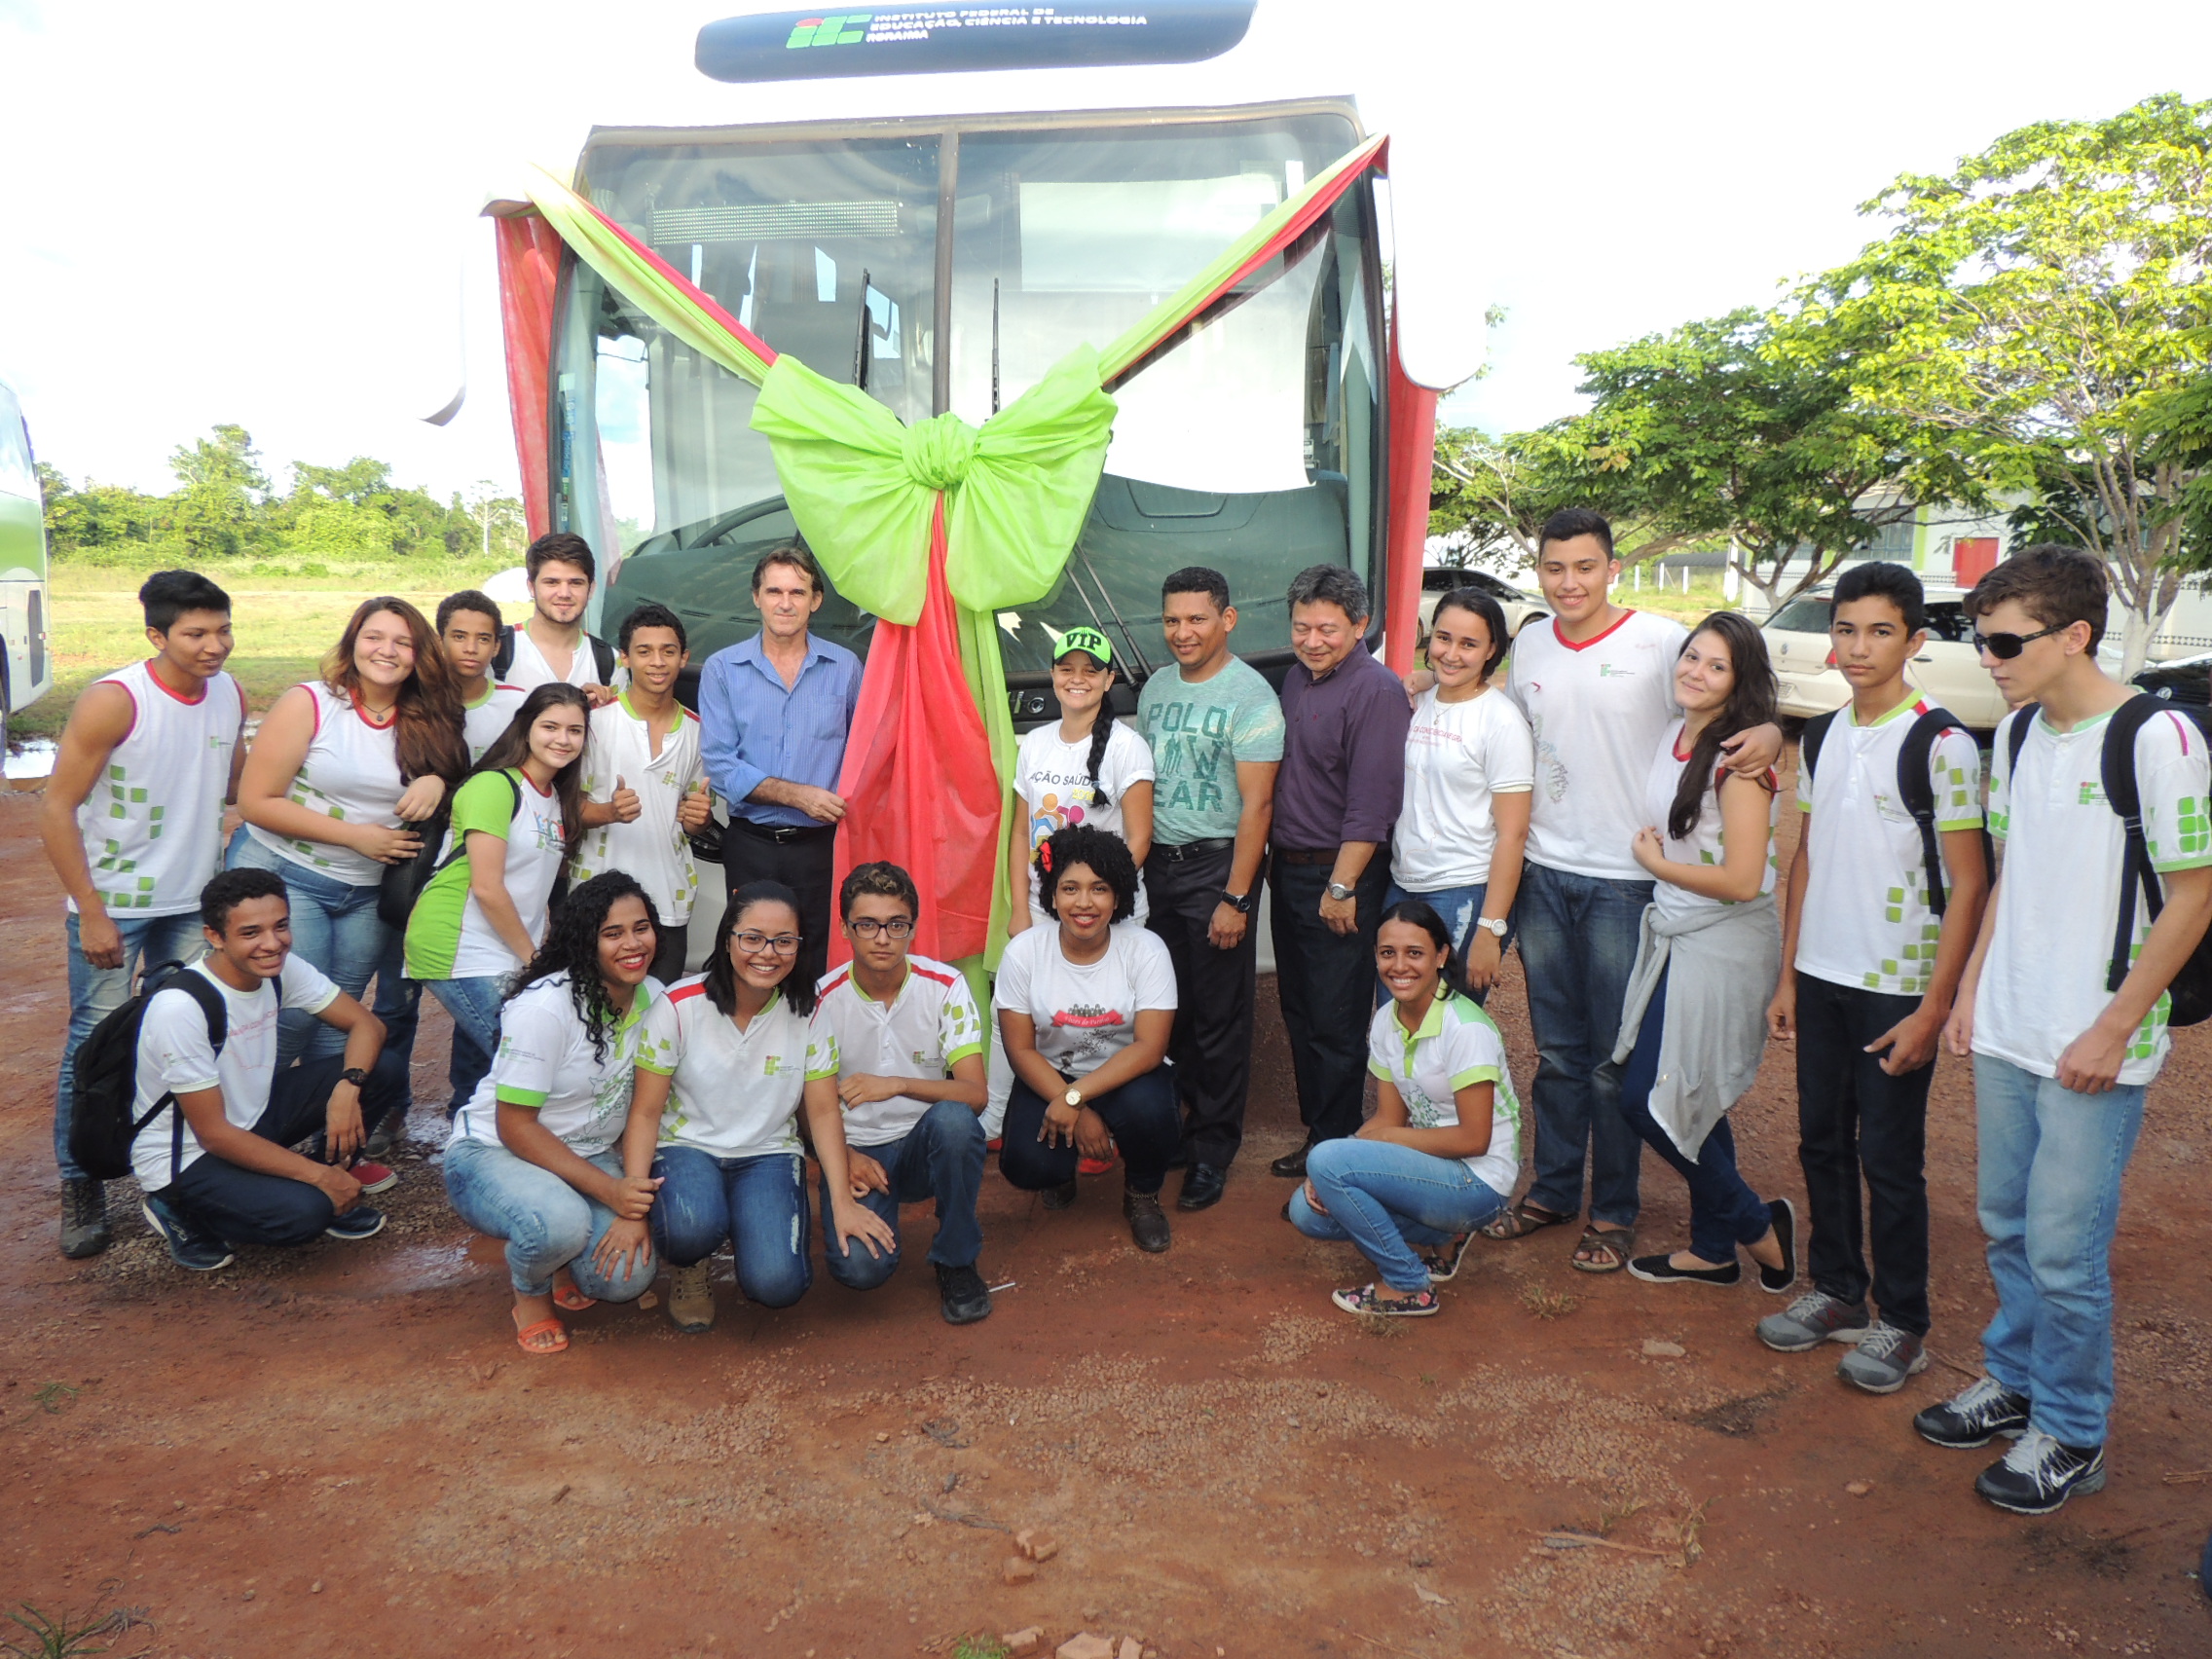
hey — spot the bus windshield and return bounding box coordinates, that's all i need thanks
[570,105,1382,686]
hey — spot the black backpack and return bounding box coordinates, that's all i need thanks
[491,626,616,686]
[377,771,525,929]
[68,963,228,1183]
[1800,705,1988,918]
[2004,695,2212,1026]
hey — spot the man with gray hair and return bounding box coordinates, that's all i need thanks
[1267,564,1413,1175]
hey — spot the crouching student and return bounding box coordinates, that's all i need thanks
[441,872,666,1355]
[1287,900,1521,1316]
[811,862,993,1324]
[995,825,1181,1253]
[618,881,894,1334]
[132,868,409,1272]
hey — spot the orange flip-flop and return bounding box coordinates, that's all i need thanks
[551,1284,597,1312]
[513,1314,569,1355]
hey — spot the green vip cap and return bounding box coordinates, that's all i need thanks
[1051,625,1113,667]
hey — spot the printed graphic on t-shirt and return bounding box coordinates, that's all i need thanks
[1050,1001,1126,1066]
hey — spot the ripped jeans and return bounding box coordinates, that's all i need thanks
[649,1144,811,1309]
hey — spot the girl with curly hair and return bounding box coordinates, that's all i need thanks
[994,824,1181,1252]
[441,871,667,1355]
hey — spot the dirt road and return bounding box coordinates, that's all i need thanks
[2,786,2206,1658]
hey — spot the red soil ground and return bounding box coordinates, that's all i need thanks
[2,780,2208,1659]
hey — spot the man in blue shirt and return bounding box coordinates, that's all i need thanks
[698,542,862,994]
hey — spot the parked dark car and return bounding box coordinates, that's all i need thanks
[2131,651,2212,706]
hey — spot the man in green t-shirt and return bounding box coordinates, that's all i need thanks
[1135,566,1284,1212]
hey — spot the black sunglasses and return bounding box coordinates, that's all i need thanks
[1972,622,2068,660]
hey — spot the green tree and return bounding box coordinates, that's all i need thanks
[1803,92,2212,674]
[1427,424,1686,570]
[165,424,270,558]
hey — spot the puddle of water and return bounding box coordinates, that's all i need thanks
[5,738,56,780]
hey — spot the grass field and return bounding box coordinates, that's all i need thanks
[14,556,517,747]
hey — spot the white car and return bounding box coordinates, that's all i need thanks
[1763,586,2016,731]
[1418,568,1548,647]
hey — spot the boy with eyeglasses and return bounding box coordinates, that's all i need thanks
[1922,545,2212,1514]
[805,862,993,1324]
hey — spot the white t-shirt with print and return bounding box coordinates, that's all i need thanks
[1641,719,1778,923]
[1975,703,2212,1086]
[991,922,1177,1076]
[451,973,664,1155]
[1794,696,1984,996]
[1014,719,1155,924]
[1503,610,1687,881]
[1365,990,1522,1200]
[809,955,987,1146]
[1391,685,1535,891]
[635,975,808,1159]
[129,957,340,1191]
[571,694,708,926]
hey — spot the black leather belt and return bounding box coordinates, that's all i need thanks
[1272,847,1338,866]
[731,818,835,844]
[1154,837,1235,863]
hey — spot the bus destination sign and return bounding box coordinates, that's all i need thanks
[695,2,1257,82]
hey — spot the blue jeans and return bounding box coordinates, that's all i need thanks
[1515,862,1652,1227]
[1384,880,1492,1006]
[649,1144,811,1309]
[229,836,417,1071]
[1000,1064,1181,1196]
[424,977,503,1116]
[1973,1055,2147,1448]
[442,1137,655,1302]
[1614,967,1775,1264]
[826,1100,988,1289]
[55,909,206,1181]
[1288,1136,1511,1293]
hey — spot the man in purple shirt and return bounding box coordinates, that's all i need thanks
[1268,565,1413,1177]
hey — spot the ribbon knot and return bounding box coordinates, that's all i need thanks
[902,413,980,492]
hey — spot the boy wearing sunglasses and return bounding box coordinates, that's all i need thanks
[806,861,994,1324]
[1924,545,2212,1515]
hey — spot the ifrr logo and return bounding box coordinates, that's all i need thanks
[787,14,872,47]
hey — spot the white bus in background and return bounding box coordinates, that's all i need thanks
[0,377,54,754]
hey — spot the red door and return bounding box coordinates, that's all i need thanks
[1954,537,2000,586]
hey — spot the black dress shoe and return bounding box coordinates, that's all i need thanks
[1177,1162,1227,1211]
[936,1263,993,1325]
[1270,1141,1312,1179]
[1041,1177,1079,1211]
[1124,1189,1172,1253]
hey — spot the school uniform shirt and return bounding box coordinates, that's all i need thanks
[991,922,1177,1076]
[1366,989,1522,1200]
[451,972,665,1155]
[71,660,245,918]
[1014,719,1156,924]
[634,974,808,1158]
[1135,655,1284,845]
[809,955,987,1147]
[502,624,624,694]
[404,769,568,982]
[1794,695,1984,997]
[1391,685,1536,892]
[571,694,707,926]
[129,957,339,1191]
[1642,719,1778,924]
[1503,610,1688,881]
[461,682,528,763]
[1975,704,2212,1086]
[244,682,408,888]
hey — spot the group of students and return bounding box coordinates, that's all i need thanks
[39,513,2207,1519]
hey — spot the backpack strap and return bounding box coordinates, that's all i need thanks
[2005,703,2035,779]
[1896,707,1981,920]
[1799,709,1837,792]
[2099,696,2167,995]
[590,635,617,685]
[144,967,230,1187]
[491,626,516,680]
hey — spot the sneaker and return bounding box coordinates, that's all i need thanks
[1756,1291,1871,1352]
[1838,1324,1930,1394]
[1078,1154,1117,1177]
[668,1260,715,1333]
[936,1262,993,1325]
[984,1137,1003,1154]
[140,1196,234,1272]
[1419,1232,1479,1283]
[348,1160,397,1196]
[1973,1429,2106,1515]
[324,1205,387,1241]
[60,1176,112,1260]
[1123,1189,1172,1254]
[1041,1177,1079,1211]
[363,1116,404,1161]
[1331,1282,1440,1317]
[1914,1375,2031,1449]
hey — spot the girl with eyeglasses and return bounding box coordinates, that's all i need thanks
[616,881,894,1333]
[440,872,667,1355]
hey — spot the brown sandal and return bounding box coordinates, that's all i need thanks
[1478,1200,1573,1242]
[1570,1224,1634,1274]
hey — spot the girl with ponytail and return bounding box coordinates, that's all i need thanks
[1009,626,1157,934]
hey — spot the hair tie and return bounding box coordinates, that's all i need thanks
[1039,842,1054,874]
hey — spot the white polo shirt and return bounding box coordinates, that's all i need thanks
[451,973,664,1156]
[636,975,808,1158]
[808,955,986,1147]
[1365,990,1522,1200]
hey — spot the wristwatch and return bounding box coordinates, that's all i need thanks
[1220,889,1254,914]
[1474,915,1508,939]
[1062,1087,1084,1111]
[338,1067,369,1088]
[1326,882,1355,902]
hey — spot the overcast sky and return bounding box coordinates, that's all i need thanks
[4,0,2209,502]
